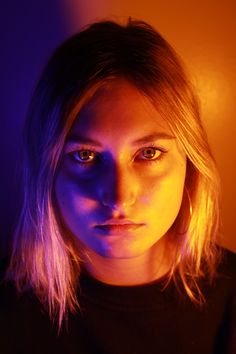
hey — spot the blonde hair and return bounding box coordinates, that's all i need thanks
[7,18,221,330]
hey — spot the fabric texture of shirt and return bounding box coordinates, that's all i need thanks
[0,247,235,354]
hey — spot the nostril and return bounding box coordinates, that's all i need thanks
[101,192,136,211]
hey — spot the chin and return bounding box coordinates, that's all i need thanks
[93,243,150,259]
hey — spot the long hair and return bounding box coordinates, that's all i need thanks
[7,18,221,329]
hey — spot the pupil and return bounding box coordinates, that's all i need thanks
[144,148,155,158]
[80,151,90,160]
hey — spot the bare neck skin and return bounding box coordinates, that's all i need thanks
[81,235,172,286]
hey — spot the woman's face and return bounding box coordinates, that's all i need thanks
[54,79,186,260]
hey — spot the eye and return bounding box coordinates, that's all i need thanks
[137,147,162,161]
[70,149,97,163]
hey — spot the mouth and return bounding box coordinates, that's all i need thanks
[94,221,145,235]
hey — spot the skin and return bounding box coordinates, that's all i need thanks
[54,79,187,285]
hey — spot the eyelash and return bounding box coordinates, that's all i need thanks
[68,146,99,166]
[135,144,167,163]
[68,144,167,167]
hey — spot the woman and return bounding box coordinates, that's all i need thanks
[0,18,235,354]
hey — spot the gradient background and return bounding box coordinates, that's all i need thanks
[0,0,235,258]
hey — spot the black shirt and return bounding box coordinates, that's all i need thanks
[0,248,235,354]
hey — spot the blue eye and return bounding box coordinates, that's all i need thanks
[71,150,97,163]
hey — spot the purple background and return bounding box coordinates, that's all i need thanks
[0,0,80,258]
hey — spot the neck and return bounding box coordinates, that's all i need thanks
[81,238,172,286]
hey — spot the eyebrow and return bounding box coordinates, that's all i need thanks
[66,134,103,147]
[66,133,175,147]
[132,133,175,145]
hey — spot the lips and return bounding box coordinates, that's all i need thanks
[94,221,144,235]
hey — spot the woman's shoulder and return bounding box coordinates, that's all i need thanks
[0,257,33,314]
[0,257,48,314]
[0,258,60,354]
[205,246,236,302]
[217,246,236,277]
[0,257,16,307]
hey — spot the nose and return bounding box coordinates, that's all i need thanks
[100,162,138,215]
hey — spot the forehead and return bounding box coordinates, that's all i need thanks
[69,79,172,143]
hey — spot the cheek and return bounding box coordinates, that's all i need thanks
[140,163,186,220]
[55,159,102,204]
[54,171,99,227]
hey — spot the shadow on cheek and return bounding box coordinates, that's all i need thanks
[53,165,117,222]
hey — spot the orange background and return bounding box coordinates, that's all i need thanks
[64,0,236,251]
[0,1,235,257]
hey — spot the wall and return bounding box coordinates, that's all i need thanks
[0,0,72,257]
[1,0,235,257]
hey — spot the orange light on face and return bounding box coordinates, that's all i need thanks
[60,0,235,252]
[54,79,186,283]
